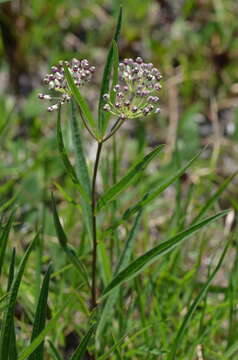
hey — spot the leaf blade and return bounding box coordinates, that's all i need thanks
[29,265,52,360]
[69,324,96,360]
[97,145,164,211]
[98,7,122,135]
[101,210,228,299]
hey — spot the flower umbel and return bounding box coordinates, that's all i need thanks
[103,57,162,120]
[38,58,95,112]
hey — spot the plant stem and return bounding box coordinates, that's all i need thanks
[91,141,103,309]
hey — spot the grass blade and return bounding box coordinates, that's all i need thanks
[7,248,17,360]
[97,145,164,211]
[17,298,74,360]
[168,240,230,360]
[0,235,36,359]
[98,6,122,135]
[52,194,90,288]
[69,324,96,360]
[48,340,63,360]
[0,211,15,276]
[63,65,95,129]
[101,210,228,299]
[29,265,52,360]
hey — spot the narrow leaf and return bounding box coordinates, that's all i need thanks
[0,211,15,276]
[7,248,17,360]
[48,340,62,360]
[70,101,92,240]
[29,265,52,360]
[0,236,36,359]
[97,145,164,211]
[52,194,90,288]
[57,106,89,203]
[64,65,95,128]
[48,340,63,360]
[98,7,122,135]
[69,324,96,360]
[17,298,74,360]
[101,210,228,299]
[122,148,203,220]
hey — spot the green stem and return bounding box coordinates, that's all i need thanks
[91,141,103,309]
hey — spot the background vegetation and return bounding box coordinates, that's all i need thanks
[0,0,238,359]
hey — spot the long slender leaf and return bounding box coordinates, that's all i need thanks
[122,149,203,220]
[57,106,89,203]
[101,210,228,299]
[98,6,122,135]
[0,236,36,359]
[168,240,230,360]
[97,209,143,337]
[70,101,92,240]
[48,340,63,360]
[52,194,90,288]
[7,248,17,360]
[69,324,96,360]
[17,298,74,360]
[97,145,164,211]
[64,65,95,129]
[29,265,52,360]
[0,211,15,276]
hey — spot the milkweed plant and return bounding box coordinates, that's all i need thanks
[0,8,232,360]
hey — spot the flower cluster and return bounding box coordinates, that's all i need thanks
[103,57,162,120]
[38,59,95,112]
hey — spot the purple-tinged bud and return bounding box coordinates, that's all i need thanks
[124,86,129,92]
[136,57,143,64]
[155,107,161,114]
[124,100,130,107]
[132,106,138,113]
[81,59,89,69]
[155,83,162,90]
[143,107,150,115]
[152,96,160,103]
[119,114,127,120]
[117,92,124,98]
[43,78,50,85]
[44,95,52,100]
[73,66,78,72]
[51,66,58,73]
[51,104,59,111]
[38,93,44,100]
[103,104,110,111]
[114,84,121,92]
[115,102,121,108]
[148,104,154,111]
[90,66,96,73]
[48,106,53,112]
[141,90,149,97]
[133,67,139,74]
[103,93,110,101]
